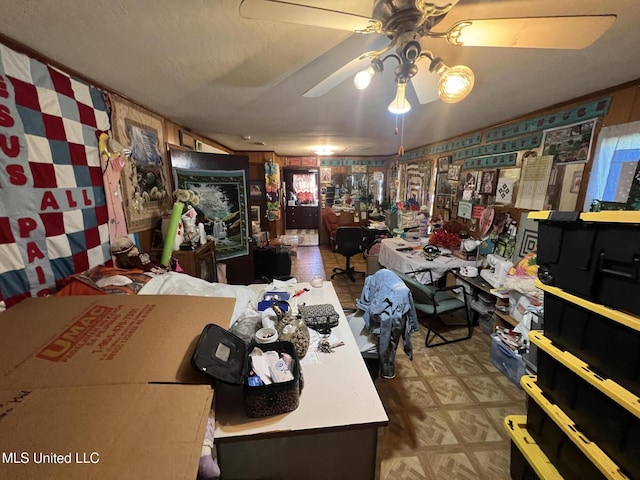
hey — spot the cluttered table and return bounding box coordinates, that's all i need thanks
[212,281,389,480]
[378,237,479,284]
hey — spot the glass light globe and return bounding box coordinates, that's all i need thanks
[438,65,474,103]
[388,83,411,114]
[354,66,375,90]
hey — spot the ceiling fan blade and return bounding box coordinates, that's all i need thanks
[446,15,616,49]
[303,36,393,98]
[410,68,441,105]
[239,0,379,33]
[303,51,380,98]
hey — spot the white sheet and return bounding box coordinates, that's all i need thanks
[138,272,257,327]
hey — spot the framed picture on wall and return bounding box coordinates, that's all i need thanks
[111,95,172,232]
[174,168,248,261]
[447,163,461,181]
[320,167,332,183]
[249,180,264,198]
[438,155,451,173]
[570,171,582,193]
[541,119,596,164]
[480,170,498,195]
[250,205,261,222]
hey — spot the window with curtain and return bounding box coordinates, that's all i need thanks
[583,120,640,210]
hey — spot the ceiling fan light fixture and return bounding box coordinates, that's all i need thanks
[438,64,474,103]
[354,66,375,90]
[354,58,383,90]
[313,147,335,156]
[388,82,411,115]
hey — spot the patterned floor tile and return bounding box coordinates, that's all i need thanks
[381,455,428,480]
[493,374,527,401]
[473,448,512,480]
[388,378,438,409]
[470,351,500,373]
[394,354,421,378]
[381,412,425,454]
[462,375,515,403]
[421,451,481,480]
[428,377,475,405]
[413,409,460,448]
[444,353,487,375]
[446,408,504,444]
[484,405,526,437]
[412,353,452,377]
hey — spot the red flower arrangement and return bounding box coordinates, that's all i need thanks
[428,229,461,250]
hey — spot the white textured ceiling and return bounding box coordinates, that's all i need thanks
[1,0,639,157]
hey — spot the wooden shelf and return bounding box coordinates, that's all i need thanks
[494,310,518,328]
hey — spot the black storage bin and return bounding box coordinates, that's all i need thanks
[510,441,541,480]
[253,246,292,280]
[541,284,640,397]
[534,211,640,317]
[505,415,563,480]
[526,396,606,480]
[532,332,640,479]
[191,323,303,418]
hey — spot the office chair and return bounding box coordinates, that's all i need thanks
[331,226,366,282]
[392,269,472,347]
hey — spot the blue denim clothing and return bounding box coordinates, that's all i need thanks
[356,269,418,378]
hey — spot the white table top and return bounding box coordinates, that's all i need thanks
[213,281,388,441]
[378,237,478,284]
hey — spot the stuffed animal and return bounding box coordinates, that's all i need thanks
[111,237,167,274]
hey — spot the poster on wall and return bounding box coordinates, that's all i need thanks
[515,155,554,210]
[495,168,521,204]
[0,42,112,308]
[541,119,596,164]
[110,95,172,232]
[174,168,248,261]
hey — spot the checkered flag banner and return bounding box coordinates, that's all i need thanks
[0,42,111,309]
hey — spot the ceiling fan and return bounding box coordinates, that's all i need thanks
[239,0,616,113]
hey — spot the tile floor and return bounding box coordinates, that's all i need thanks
[284,228,319,246]
[290,244,526,480]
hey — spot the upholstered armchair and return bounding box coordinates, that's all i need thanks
[322,209,340,250]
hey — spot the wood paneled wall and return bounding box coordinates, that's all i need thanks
[406,80,640,234]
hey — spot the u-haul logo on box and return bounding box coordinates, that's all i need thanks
[36,305,115,362]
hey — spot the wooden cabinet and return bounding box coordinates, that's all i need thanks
[153,241,218,282]
[286,205,319,229]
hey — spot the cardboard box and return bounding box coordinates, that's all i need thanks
[0,294,236,479]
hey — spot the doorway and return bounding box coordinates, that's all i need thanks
[283,168,320,245]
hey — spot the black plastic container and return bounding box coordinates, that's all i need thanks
[526,397,607,480]
[510,441,541,480]
[534,211,640,317]
[532,332,640,479]
[504,415,563,480]
[541,284,640,397]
